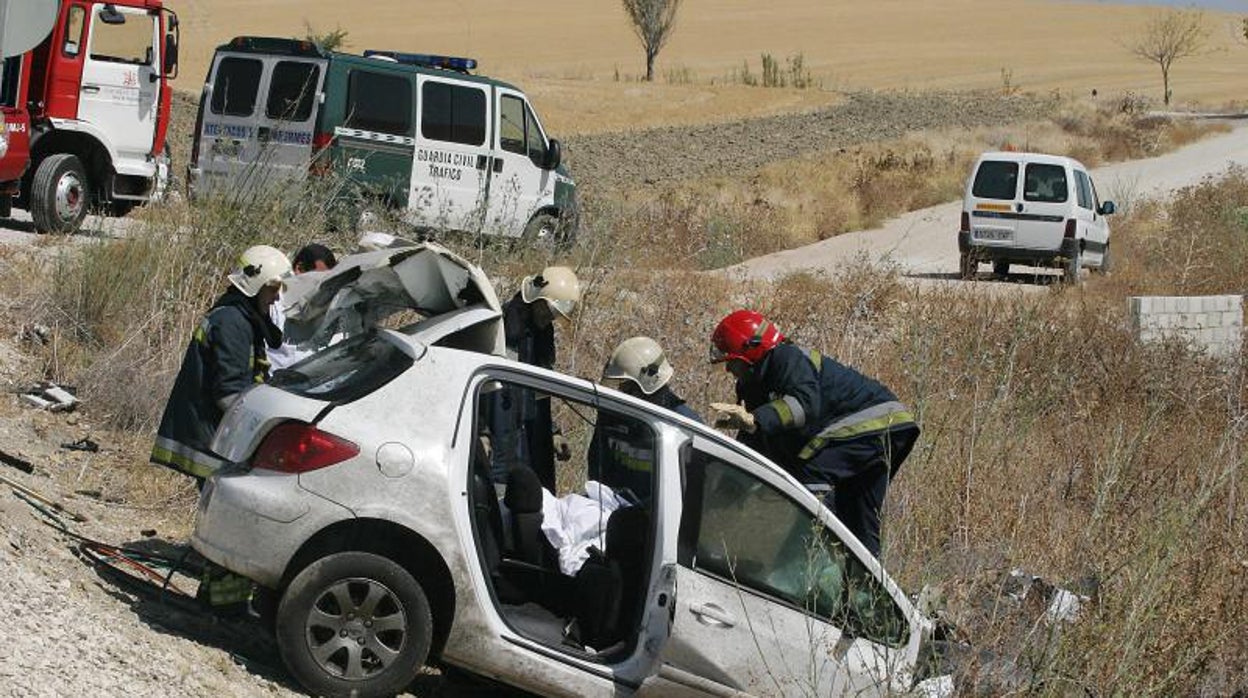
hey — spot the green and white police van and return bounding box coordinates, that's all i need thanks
[188,37,577,242]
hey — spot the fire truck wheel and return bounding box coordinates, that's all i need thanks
[31,154,90,234]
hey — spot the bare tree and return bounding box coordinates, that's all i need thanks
[621,0,682,82]
[1127,9,1208,106]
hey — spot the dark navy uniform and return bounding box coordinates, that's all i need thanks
[151,288,281,481]
[488,293,559,490]
[589,386,701,501]
[736,342,918,557]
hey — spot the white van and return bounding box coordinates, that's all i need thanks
[958,152,1115,282]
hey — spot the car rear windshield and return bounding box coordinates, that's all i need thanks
[971,160,1019,200]
[1024,163,1069,203]
[269,332,414,404]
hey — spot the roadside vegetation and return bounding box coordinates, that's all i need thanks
[4,98,1245,693]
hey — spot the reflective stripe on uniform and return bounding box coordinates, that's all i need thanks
[151,435,226,479]
[767,395,807,429]
[797,401,915,460]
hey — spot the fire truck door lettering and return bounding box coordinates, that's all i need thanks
[203,123,256,140]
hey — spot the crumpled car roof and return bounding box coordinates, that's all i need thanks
[279,242,505,356]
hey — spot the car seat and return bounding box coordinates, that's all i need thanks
[572,505,651,651]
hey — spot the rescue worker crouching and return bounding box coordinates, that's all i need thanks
[488,266,581,491]
[591,336,702,501]
[150,245,291,612]
[708,310,919,558]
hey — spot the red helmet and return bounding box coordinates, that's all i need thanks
[710,310,785,365]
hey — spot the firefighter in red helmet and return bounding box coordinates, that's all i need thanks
[709,309,919,557]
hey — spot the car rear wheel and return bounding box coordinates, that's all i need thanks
[958,252,976,280]
[521,212,563,248]
[993,260,1010,277]
[277,551,432,698]
[31,154,89,234]
[1063,246,1083,284]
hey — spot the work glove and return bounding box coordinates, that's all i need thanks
[710,402,756,434]
[553,432,572,461]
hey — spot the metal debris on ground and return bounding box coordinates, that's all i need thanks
[60,437,99,453]
[0,447,34,473]
[0,473,87,522]
[20,381,80,412]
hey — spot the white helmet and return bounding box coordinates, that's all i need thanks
[520,266,580,320]
[228,245,292,297]
[603,336,674,395]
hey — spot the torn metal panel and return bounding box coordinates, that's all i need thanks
[280,242,504,356]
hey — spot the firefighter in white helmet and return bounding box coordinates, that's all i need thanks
[487,266,582,490]
[151,245,292,482]
[590,337,701,501]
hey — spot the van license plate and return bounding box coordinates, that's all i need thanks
[976,229,1012,241]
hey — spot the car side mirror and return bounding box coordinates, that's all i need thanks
[542,138,562,171]
[163,33,179,77]
[1098,201,1116,216]
[100,5,127,24]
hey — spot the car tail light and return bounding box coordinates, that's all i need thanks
[252,422,359,474]
[309,132,333,176]
[1064,219,1077,238]
[959,211,970,233]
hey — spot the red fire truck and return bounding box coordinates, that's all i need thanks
[0,1,178,233]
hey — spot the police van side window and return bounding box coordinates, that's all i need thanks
[422,81,486,146]
[345,70,412,135]
[210,57,263,117]
[266,61,320,122]
[499,95,525,155]
[1074,170,1093,210]
[971,161,1018,200]
[524,103,547,166]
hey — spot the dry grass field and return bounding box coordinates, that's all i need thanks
[171,0,1248,135]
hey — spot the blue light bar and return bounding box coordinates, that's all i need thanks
[363,50,477,73]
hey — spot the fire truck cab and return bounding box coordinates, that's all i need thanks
[0,0,178,233]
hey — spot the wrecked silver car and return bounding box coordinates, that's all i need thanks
[192,243,948,697]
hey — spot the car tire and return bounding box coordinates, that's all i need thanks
[1094,245,1111,274]
[993,260,1009,277]
[521,212,563,248]
[958,252,976,280]
[276,551,433,698]
[31,154,90,234]
[1063,245,1083,284]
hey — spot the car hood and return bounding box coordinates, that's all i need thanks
[279,242,505,356]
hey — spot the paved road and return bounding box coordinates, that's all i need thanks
[722,120,1248,283]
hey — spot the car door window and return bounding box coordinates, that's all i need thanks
[679,449,908,647]
[266,61,320,121]
[499,94,525,155]
[210,57,262,116]
[524,102,547,166]
[0,57,18,107]
[89,11,153,65]
[1074,170,1094,210]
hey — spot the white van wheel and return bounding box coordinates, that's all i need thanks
[993,261,1010,277]
[1094,246,1111,274]
[522,213,561,248]
[1063,247,1083,284]
[958,252,976,280]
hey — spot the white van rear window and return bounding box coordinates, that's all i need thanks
[1023,163,1068,203]
[211,57,262,116]
[971,161,1018,200]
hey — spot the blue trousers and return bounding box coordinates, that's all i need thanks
[799,424,919,558]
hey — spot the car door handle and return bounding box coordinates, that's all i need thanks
[81,85,100,94]
[690,603,736,628]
